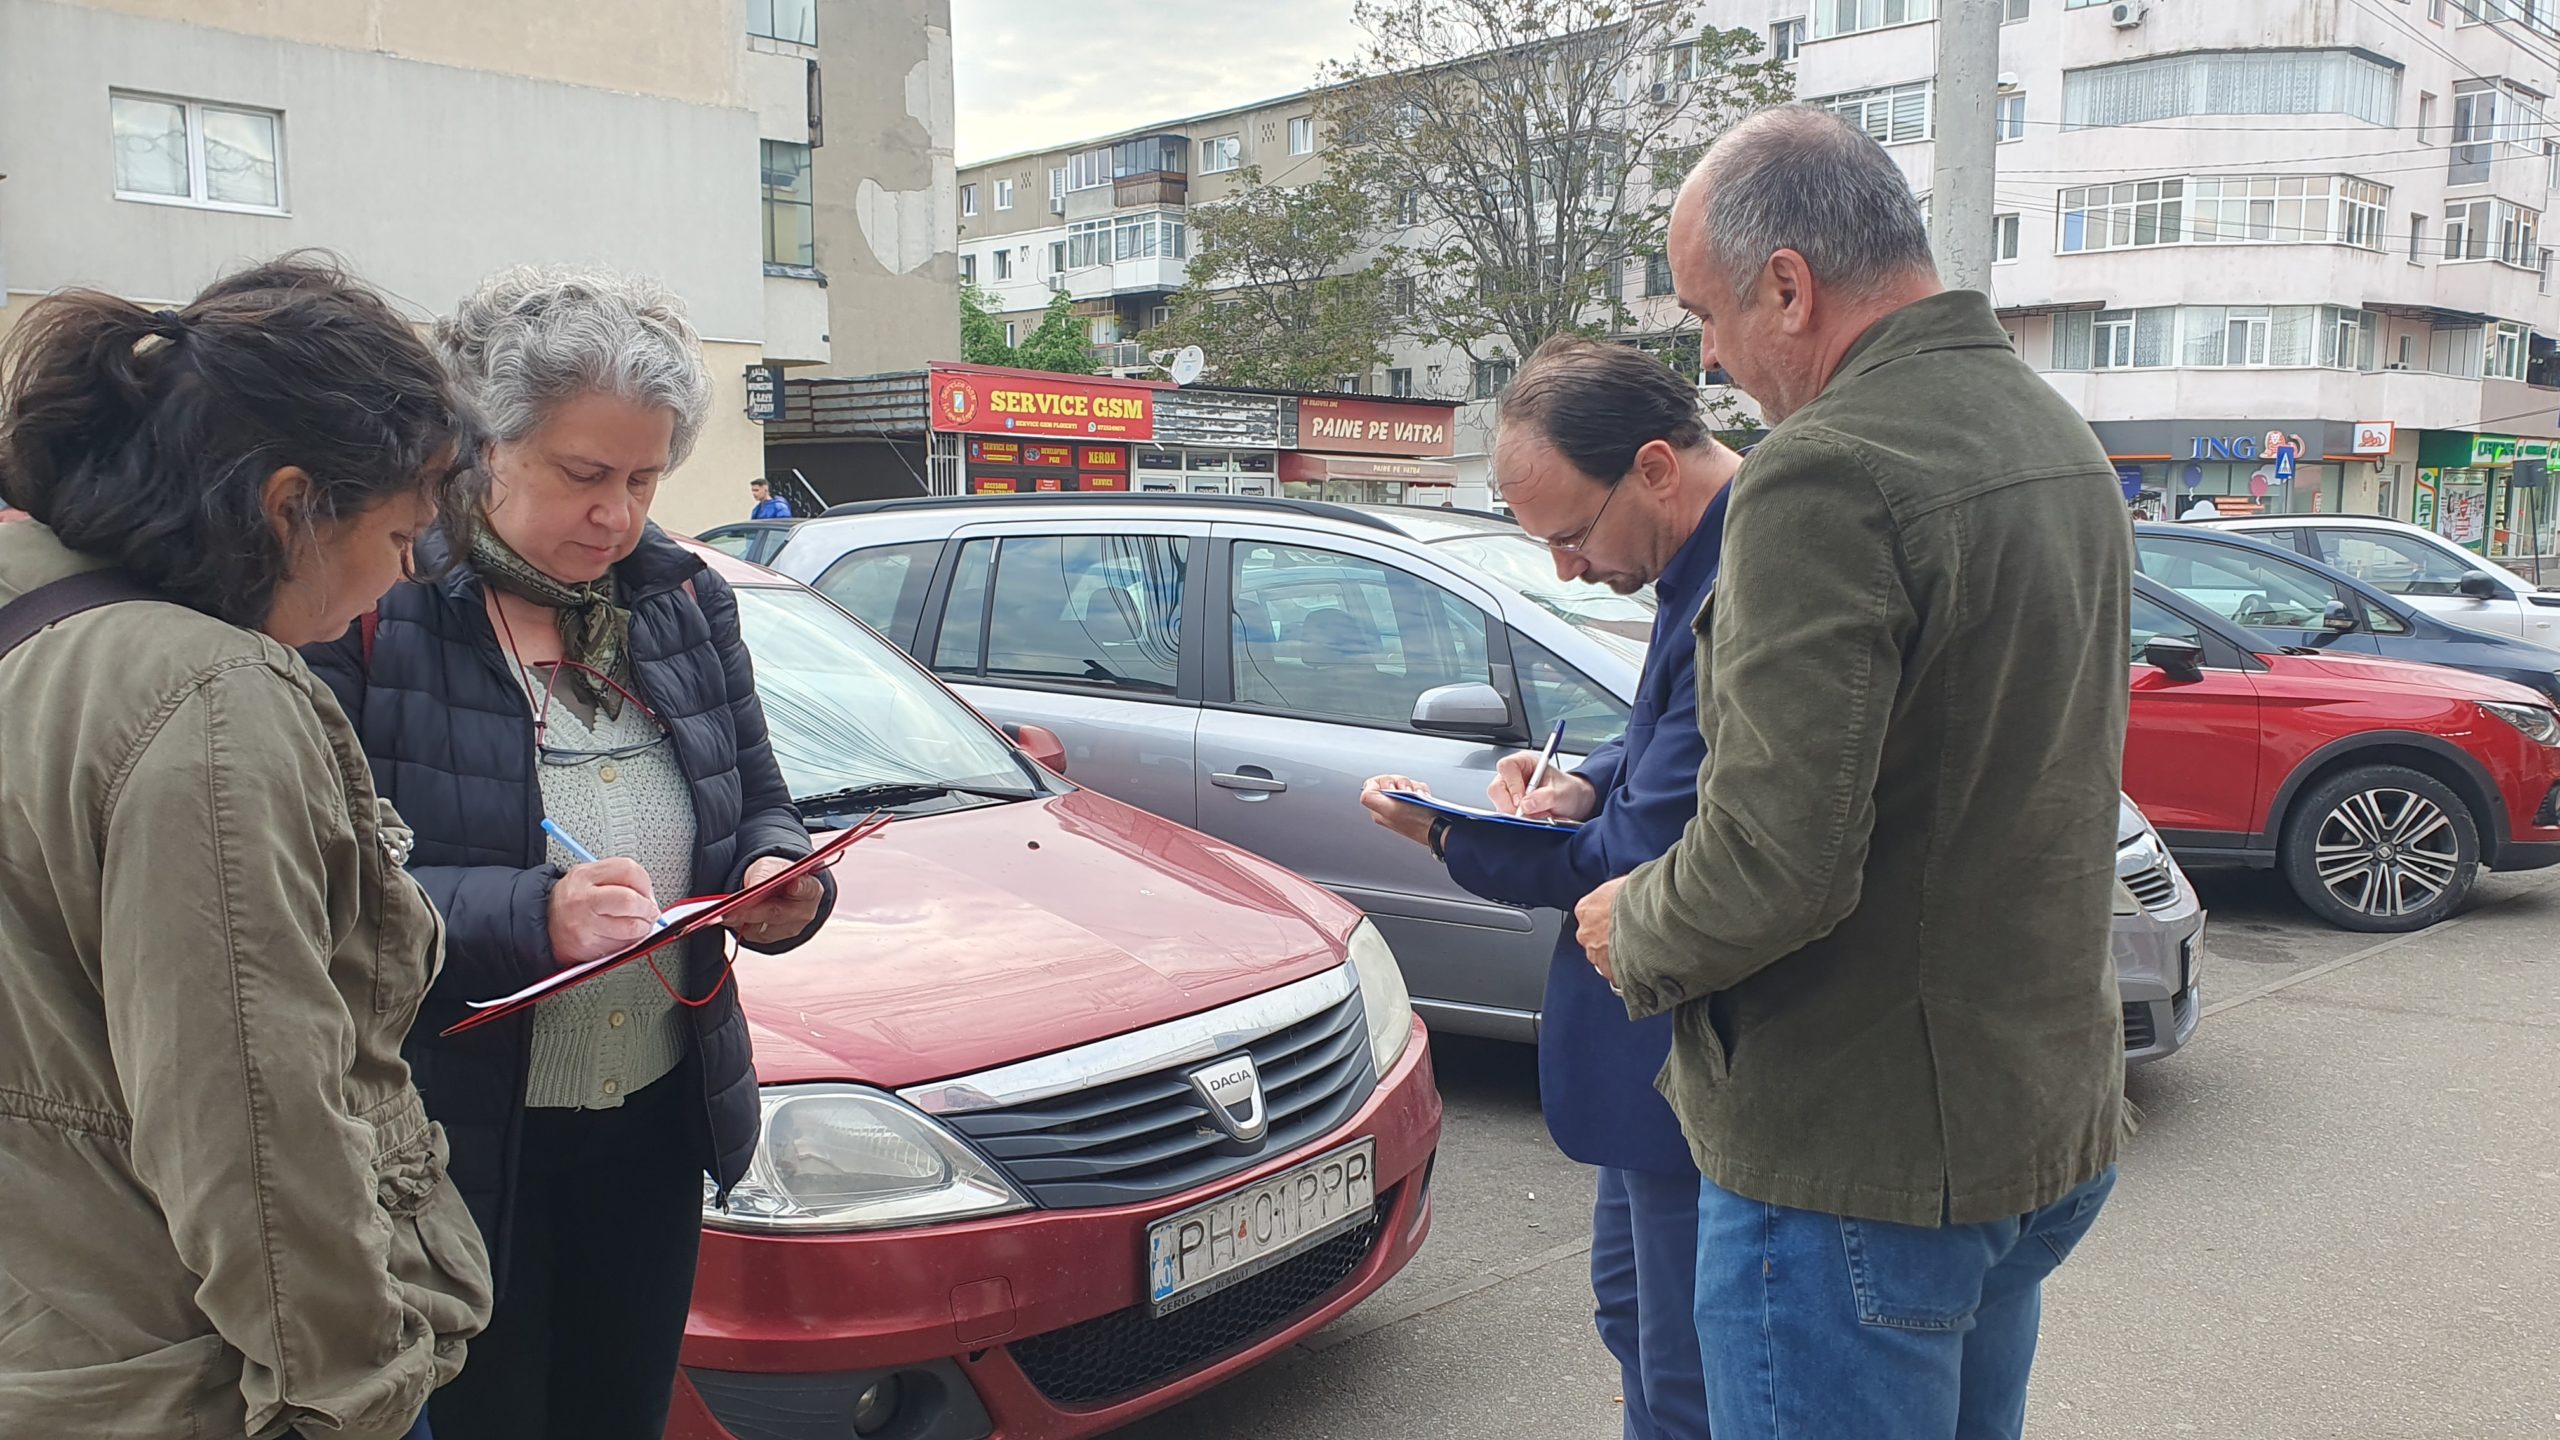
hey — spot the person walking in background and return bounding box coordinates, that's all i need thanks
[1573,106,2133,1440]
[749,476,792,518]
[306,267,835,1439]
[1361,336,1741,1440]
[0,256,491,1440]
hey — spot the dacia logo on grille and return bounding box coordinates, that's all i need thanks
[1187,1054,1267,1144]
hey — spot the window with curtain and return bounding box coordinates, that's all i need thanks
[1814,81,1933,144]
[1812,0,1935,39]
[2062,50,2400,130]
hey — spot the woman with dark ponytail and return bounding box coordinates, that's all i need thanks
[0,256,494,1440]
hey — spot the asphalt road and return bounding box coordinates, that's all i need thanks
[1114,867,2560,1439]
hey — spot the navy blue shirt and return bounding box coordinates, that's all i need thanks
[1443,487,1728,1175]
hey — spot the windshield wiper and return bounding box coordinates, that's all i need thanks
[793,780,1036,815]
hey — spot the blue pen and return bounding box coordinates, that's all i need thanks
[542,818,665,928]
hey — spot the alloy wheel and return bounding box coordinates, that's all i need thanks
[2312,787,2462,920]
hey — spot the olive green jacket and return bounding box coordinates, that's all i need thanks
[0,523,492,1439]
[1611,290,2133,1226]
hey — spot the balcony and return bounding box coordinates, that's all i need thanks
[1092,340,1151,372]
[1115,172,1188,208]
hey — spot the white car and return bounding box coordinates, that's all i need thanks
[2204,514,2560,643]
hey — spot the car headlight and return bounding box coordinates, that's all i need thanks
[1346,919,1415,1073]
[2481,700,2560,747]
[705,1084,1029,1233]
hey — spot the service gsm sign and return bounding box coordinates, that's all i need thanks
[930,366,1155,440]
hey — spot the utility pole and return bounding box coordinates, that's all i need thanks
[1930,0,2002,293]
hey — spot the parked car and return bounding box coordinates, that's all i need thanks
[2132,521,2560,705]
[2203,513,2560,644]
[2115,794,2206,1061]
[771,494,2204,1056]
[691,518,802,565]
[2129,573,2560,930]
[665,543,1442,1440]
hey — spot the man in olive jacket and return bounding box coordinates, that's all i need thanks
[1574,107,2132,1440]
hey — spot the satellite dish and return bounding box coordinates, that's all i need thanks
[1169,346,1207,386]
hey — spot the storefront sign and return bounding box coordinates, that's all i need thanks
[2189,434,2264,461]
[1079,446,1129,470]
[744,365,784,423]
[2414,467,2440,530]
[931,367,1156,439]
[1293,395,1457,457]
[2114,465,2144,500]
[1022,443,1077,468]
[2351,421,2395,455]
[967,439,1021,465]
[1277,453,1461,484]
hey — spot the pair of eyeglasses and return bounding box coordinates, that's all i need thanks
[527,659,672,767]
[1533,479,1624,556]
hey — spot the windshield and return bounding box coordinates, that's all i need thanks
[1431,532,1656,666]
[729,584,1039,807]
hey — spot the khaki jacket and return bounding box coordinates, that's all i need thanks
[1612,290,2133,1226]
[0,523,492,1439]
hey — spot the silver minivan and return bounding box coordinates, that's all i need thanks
[767,494,2201,1058]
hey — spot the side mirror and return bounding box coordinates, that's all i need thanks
[1004,722,1068,777]
[1410,682,1519,741]
[2143,635,2207,683]
[2459,570,2504,601]
[2321,599,2359,633]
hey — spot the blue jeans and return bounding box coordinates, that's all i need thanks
[1594,1166,1714,1440]
[1694,1167,2116,1440]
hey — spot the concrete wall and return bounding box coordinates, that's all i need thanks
[810,0,958,375]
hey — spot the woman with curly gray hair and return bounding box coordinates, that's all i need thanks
[306,267,836,1438]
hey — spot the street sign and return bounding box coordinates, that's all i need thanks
[2273,448,2296,482]
[744,364,784,422]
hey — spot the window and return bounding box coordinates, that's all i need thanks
[1069,148,1112,190]
[1336,375,1362,394]
[2314,530,2481,597]
[1229,543,1492,729]
[1049,239,1067,273]
[1049,166,1068,202]
[1511,633,1631,755]
[1003,321,1018,346]
[1392,276,1416,315]
[2003,0,2029,19]
[1111,213,1187,261]
[2418,91,2437,145]
[1994,212,2022,261]
[2129,592,2204,654]
[1067,218,1111,267]
[761,139,814,267]
[995,179,1015,211]
[1644,251,1674,296]
[2135,537,2344,633]
[747,0,817,44]
[1396,188,1420,225]
[2429,324,2487,378]
[1200,135,1241,174]
[1811,0,1935,40]
[958,254,976,284]
[1087,316,1118,344]
[1473,358,1517,398]
[1815,81,1933,145]
[2445,198,2542,266]
[1772,17,1807,58]
[2062,50,2399,130]
[812,542,942,640]
[1150,304,1174,328]
[992,249,1012,280]
[110,92,284,212]
[1996,93,2027,141]
[1388,367,1415,397]
[960,184,978,217]
[2489,320,2531,380]
[2410,213,2428,263]
[2544,247,2555,293]
[940,534,1188,694]
[2058,174,2389,252]
[1289,116,1316,155]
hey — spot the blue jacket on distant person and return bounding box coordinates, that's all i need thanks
[751,496,793,519]
[1441,487,1728,1176]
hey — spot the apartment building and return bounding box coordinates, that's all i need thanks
[956,1,2560,551]
[0,0,955,535]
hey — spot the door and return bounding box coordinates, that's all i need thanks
[2308,526,2542,641]
[924,529,1204,826]
[2123,590,2265,847]
[1194,530,1556,1027]
[2134,533,2381,655]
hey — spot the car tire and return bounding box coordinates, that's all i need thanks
[2279,764,2479,932]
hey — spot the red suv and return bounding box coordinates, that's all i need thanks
[665,547,1442,1440]
[2131,576,2560,931]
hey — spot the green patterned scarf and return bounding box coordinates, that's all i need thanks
[468,520,634,719]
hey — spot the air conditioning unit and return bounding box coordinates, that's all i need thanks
[1049,196,1065,215]
[1649,81,1673,102]
[2109,0,2146,26]
[1046,275,1067,293]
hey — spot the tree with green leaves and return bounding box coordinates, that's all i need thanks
[1319,0,1792,379]
[958,284,1097,376]
[1144,166,1398,392]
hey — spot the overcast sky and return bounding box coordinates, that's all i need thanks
[950,0,1365,162]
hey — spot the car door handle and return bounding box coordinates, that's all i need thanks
[1212,769,1289,793]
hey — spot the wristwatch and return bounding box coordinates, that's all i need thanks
[1427,815,1456,861]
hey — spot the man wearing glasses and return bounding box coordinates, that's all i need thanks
[1360,335,1742,1440]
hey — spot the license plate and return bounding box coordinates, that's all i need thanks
[1146,1139,1375,1316]
[2180,934,2201,994]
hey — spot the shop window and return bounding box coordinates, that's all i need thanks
[813,541,944,642]
[1229,543,1490,729]
[967,535,1187,694]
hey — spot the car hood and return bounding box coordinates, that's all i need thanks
[2262,649,2554,705]
[731,789,1363,1091]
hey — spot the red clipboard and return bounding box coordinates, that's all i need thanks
[440,813,888,1036]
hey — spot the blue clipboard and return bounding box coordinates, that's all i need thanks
[1383,790,1583,833]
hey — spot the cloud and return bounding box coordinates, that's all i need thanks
[951,0,1362,162]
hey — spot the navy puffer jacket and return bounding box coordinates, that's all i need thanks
[307,523,834,1288]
